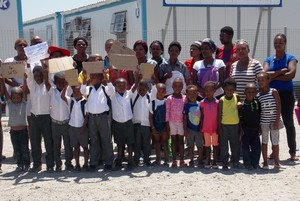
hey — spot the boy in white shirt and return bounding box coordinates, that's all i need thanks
[81,73,114,172]
[131,79,152,166]
[24,66,54,172]
[46,72,73,172]
[61,85,89,172]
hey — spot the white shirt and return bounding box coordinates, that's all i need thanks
[67,97,86,127]
[49,87,69,121]
[26,69,50,115]
[81,82,114,114]
[131,90,151,126]
[193,59,225,97]
[111,89,133,123]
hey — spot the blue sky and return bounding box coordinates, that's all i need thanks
[22,0,102,21]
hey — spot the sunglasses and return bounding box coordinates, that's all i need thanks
[17,43,28,47]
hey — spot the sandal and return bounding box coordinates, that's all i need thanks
[179,160,187,168]
[274,164,286,170]
[290,155,299,161]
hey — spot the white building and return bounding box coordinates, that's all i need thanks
[19,0,300,83]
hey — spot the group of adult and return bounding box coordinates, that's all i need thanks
[0,26,298,172]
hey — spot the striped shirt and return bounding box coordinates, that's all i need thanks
[257,88,277,124]
[230,58,263,101]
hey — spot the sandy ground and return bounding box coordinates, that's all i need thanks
[0,116,300,201]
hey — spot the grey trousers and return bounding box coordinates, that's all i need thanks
[31,114,54,168]
[88,113,114,166]
[220,124,240,165]
[51,121,73,166]
[133,124,151,163]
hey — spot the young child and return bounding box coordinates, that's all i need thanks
[183,85,203,167]
[81,73,114,172]
[61,84,89,172]
[257,72,284,169]
[149,83,169,166]
[110,77,138,170]
[25,66,54,172]
[200,81,219,169]
[218,78,241,170]
[46,72,73,172]
[132,79,152,166]
[240,83,261,170]
[1,78,30,172]
[166,78,187,167]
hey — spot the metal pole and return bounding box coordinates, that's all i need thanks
[252,8,263,58]
[207,7,211,38]
[237,7,241,40]
[162,7,172,45]
[267,7,272,57]
[173,7,177,41]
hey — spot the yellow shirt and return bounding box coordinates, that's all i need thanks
[221,94,239,125]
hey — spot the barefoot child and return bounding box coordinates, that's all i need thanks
[257,72,284,169]
[149,83,169,165]
[61,84,89,172]
[1,77,30,172]
[183,85,203,167]
[218,78,241,170]
[240,83,261,170]
[200,81,219,169]
[166,78,187,167]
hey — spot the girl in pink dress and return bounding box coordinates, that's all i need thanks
[166,78,187,167]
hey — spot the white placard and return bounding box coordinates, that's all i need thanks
[24,42,49,64]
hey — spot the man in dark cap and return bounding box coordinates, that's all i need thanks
[216,26,238,78]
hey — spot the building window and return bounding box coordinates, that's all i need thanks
[80,19,91,37]
[29,29,34,40]
[64,22,72,40]
[110,11,127,33]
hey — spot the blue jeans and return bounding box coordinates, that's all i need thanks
[242,127,261,167]
[10,129,30,167]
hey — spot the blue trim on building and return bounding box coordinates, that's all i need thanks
[64,0,136,18]
[55,12,63,47]
[141,0,147,42]
[163,0,282,7]
[23,16,55,27]
[16,0,23,37]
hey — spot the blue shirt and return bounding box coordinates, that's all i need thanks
[264,53,298,92]
[183,101,200,131]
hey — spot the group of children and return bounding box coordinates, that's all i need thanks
[0,57,285,172]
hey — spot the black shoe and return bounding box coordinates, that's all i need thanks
[65,164,74,171]
[104,164,112,172]
[74,165,81,172]
[127,161,134,171]
[29,165,42,173]
[23,165,30,172]
[89,165,97,172]
[82,164,89,172]
[55,165,62,172]
[15,166,23,172]
[115,162,123,170]
[222,164,229,170]
[144,161,151,166]
[46,167,54,173]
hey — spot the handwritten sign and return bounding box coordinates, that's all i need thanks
[140,63,155,79]
[0,61,26,78]
[82,61,104,74]
[64,69,79,86]
[108,40,135,56]
[109,54,138,71]
[47,56,74,73]
[24,42,49,64]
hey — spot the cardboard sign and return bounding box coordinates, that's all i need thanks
[108,40,135,56]
[0,61,26,78]
[109,54,138,71]
[82,61,105,74]
[64,69,79,86]
[47,56,74,73]
[24,42,49,64]
[140,63,155,79]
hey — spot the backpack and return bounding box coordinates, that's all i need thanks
[131,93,150,110]
[70,98,87,118]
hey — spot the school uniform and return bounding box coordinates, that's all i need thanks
[82,83,114,167]
[26,69,54,170]
[131,91,151,164]
[49,87,73,168]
